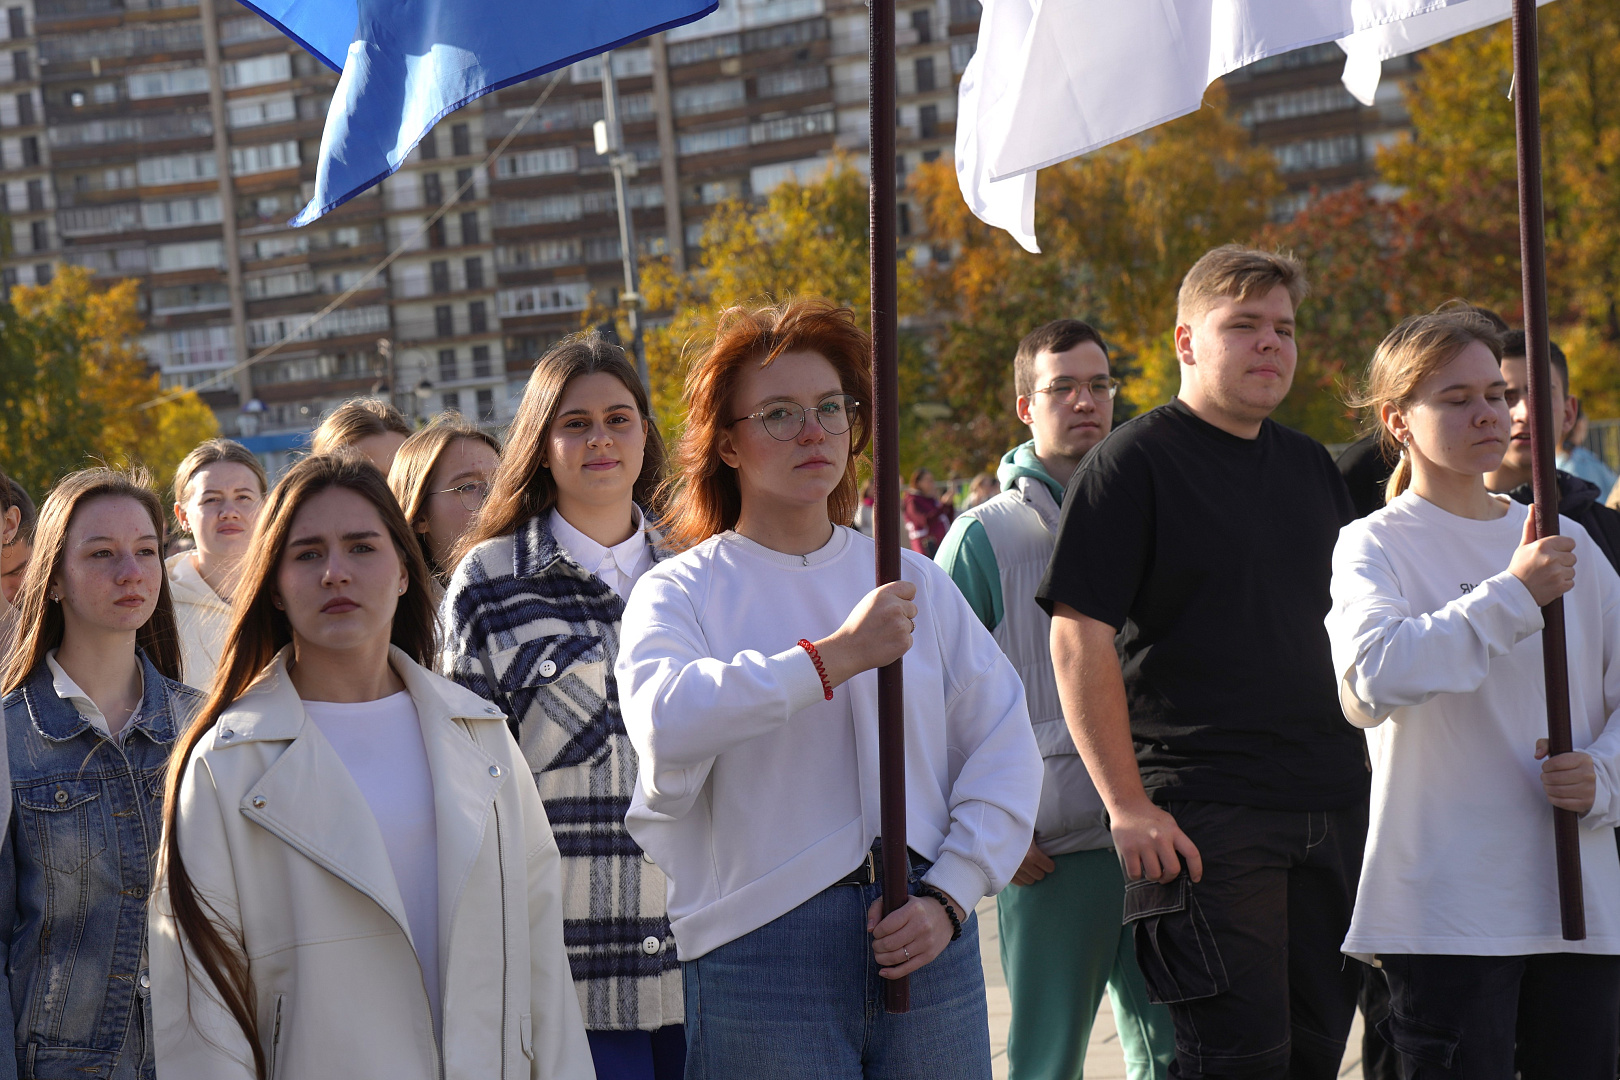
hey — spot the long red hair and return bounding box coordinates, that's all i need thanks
[658,298,873,551]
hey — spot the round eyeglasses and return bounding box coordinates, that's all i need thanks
[434,480,490,512]
[1034,376,1120,404]
[730,395,861,442]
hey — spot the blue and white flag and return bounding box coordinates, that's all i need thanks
[238,0,719,226]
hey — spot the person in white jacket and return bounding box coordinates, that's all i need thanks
[167,439,266,690]
[148,453,592,1080]
[1327,305,1620,1079]
[616,298,1042,1079]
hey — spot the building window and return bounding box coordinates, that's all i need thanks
[898,203,911,236]
[6,9,24,39]
[911,8,932,42]
[427,219,446,249]
[420,131,438,159]
[11,51,26,81]
[919,105,939,139]
[464,257,484,290]
[422,173,443,205]
[468,300,487,334]
[430,260,450,293]
[476,388,494,422]
[949,0,982,22]
[15,92,31,126]
[441,391,459,413]
[452,123,471,157]
[915,56,936,93]
[25,177,42,211]
[20,135,37,165]
[1,267,14,288]
[434,304,453,338]
[438,348,456,382]
[29,220,46,252]
[472,344,491,377]
[460,211,480,246]
[33,263,50,285]
[455,167,473,202]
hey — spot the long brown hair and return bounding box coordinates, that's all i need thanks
[157,455,437,1080]
[388,414,502,578]
[658,298,873,551]
[2,467,181,692]
[309,398,412,456]
[1350,303,1505,503]
[451,332,665,570]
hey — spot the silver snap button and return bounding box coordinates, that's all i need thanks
[643,851,656,865]
[251,796,266,809]
[220,729,234,741]
[539,660,557,678]
[139,972,150,989]
[489,765,501,778]
[641,936,662,956]
[54,789,68,805]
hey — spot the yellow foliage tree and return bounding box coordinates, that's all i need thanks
[636,158,925,456]
[0,264,217,497]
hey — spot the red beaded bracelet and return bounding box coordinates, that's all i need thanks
[798,638,834,700]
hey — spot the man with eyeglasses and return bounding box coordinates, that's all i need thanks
[1036,247,1365,1080]
[937,319,1175,1080]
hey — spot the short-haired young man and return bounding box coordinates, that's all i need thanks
[1485,330,1620,573]
[937,320,1174,1080]
[1037,246,1367,1079]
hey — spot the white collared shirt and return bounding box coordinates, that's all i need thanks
[549,506,652,601]
[46,649,142,740]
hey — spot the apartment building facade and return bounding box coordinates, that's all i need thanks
[0,0,973,465]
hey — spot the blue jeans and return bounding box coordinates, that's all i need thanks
[683,876,992,1079]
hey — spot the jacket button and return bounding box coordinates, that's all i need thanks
[539,660,557,678]
[54,789,67,805]
[220,729,234,741]
[139,973,150,989]
[129,885,144,898]
[251,796,266,809]
[641,936,662,956]
[489,765,501,778]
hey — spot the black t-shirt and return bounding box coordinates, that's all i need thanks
[1036,398,1368,811]
[1336,433,1395,520]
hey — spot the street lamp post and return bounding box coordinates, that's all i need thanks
[596,50,651,396]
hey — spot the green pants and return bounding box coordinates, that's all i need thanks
[998,848,1175,1080]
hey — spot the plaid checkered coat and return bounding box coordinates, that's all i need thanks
[439,512,681,1032]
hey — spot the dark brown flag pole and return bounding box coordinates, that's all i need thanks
[868,0,910,1012]
[1512,0,1585,940]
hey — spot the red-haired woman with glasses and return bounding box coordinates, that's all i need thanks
[616,298,1041,1078]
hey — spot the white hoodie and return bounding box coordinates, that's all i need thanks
[166,550,230,691]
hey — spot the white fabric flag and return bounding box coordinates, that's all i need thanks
[959,0,1461,252]
[1338,0,1556,106]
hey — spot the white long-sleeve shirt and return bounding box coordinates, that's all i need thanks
[1327,491,1620,956]
[617,526,1042,960]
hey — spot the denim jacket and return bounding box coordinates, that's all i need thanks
[0,652,201,1080]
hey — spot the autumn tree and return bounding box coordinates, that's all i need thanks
[1377,0,1620,415]
[913,84,1282,467]
[635,158,930,460]
[0,265,218,496]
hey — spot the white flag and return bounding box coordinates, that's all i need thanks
[958,0,1460,252]
[1338,0,1556,106]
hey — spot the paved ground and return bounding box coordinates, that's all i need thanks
[976,895,1365,1079]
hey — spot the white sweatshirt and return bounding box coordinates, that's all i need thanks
[166,550,231,691]
[617,526,1042,961]
[1327,491,1620,957]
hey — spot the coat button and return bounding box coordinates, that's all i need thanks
[220,729,234,741]
[251,796,266,809]
[129,885,145,898]
[641,936,662,956]
[139,972,150,989]
[54,789,68,805]
[539,660,557,678]
[489,765,501,777]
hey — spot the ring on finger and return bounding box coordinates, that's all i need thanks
[902,946,911,960]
